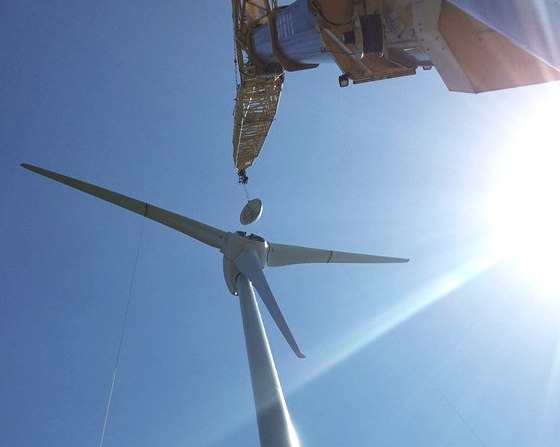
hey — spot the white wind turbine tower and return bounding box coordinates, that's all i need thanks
[22,163,408,447]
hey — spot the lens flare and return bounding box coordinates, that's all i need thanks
[486,90,560,291]
[291,251,499,392]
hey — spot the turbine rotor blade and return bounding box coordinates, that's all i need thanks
[267,243,409,267]
[21,164,226,249]
[235,249,305,359]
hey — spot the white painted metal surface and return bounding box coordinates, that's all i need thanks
[240,198,264,225]
[237,274,298,447]
[410,0,473,92]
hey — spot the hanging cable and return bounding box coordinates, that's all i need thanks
[98,221,145,447]
[242,182,251,201]
[391,334,490,447]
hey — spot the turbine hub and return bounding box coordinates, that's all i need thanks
[222,231,269,295]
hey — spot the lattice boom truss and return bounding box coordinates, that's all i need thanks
[233,70,284,171]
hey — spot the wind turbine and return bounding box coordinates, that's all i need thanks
[21,163,408,447]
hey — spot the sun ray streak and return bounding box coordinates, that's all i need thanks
[290,251,502,391]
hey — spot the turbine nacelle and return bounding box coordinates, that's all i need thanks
[222,231,268,296]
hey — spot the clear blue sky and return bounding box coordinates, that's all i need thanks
[2,2,560,446]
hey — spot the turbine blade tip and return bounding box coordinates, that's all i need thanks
[297,352,306,359]
[21,163,39,173]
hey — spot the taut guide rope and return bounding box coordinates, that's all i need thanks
[98,221,144,447]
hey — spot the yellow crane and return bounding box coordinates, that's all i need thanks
[232,0,285,184]
[231,0,560,184]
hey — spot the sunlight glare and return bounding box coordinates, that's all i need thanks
[487,93,560,290]
[290,251,499,394]
[287,418,301,447]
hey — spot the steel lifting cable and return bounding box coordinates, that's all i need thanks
[98,221,145,447]
[242,182,251,201]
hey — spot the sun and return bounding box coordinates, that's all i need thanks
[486,91,560,291]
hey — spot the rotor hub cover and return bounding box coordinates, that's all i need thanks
[240,198,263,225]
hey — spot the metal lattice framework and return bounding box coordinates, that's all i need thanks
[233,70,284,171]
[232,0,284,173]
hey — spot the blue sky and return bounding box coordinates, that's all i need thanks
[2,1,560,446]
